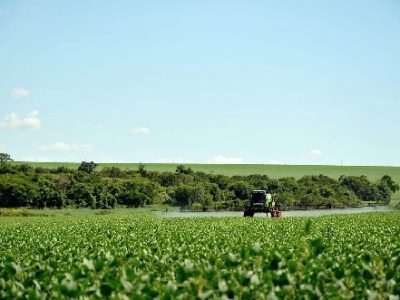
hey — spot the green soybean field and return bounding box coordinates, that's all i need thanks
[1,211,399,299]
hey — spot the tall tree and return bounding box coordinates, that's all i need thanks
[0,153,13,163]
[176,164,193,175]
[78,161,98,173]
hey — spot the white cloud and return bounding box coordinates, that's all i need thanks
[212,155,244,164]
[11,88,30,99]
[39,142,93,153]
[310,149,323,156]
[0,110,41,130]
[264,160,284,165]
[131,127,150,135]
[0,144,6,151]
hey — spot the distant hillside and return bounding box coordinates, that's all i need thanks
[11,161,400,181]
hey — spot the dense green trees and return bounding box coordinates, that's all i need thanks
[338,175,397,204]
[0,174,39,207]
[228,181,254,200]
[0,162,398,209]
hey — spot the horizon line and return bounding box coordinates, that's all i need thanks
[11,161,400,168]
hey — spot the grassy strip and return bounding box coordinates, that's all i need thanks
[0,208,51,217]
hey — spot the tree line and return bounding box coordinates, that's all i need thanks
[0,156,398,210]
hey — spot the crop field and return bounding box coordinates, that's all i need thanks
[1,211,399,299]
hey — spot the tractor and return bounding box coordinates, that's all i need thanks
[243,190,282,217]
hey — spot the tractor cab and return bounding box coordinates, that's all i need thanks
[251,190,267,207]
[244,190,281,217]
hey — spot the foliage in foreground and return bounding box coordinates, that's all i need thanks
[0,212,399,299]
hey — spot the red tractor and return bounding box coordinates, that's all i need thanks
[243,190,282,218]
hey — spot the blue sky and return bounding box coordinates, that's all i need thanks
[1,0,399,165]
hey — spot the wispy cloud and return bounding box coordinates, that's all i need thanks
[0,144,6,151]
[131,127,150,136]
[310,149,323,156]
[39,142,93,153]
[11,88,30,99]
[0,110,41,130]
[212,154,244,164]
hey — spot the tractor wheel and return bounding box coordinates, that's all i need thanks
[244,209,254,217]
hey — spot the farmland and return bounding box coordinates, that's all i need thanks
[10,162,400,181]
[0,211,399,298]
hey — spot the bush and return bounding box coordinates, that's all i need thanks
[191,202,203,211]
[0,174,39,207]
[118,189,150,207]
[0,209,49,217]
[67,183,95,208]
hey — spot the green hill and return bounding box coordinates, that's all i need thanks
[11,162,400,180]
